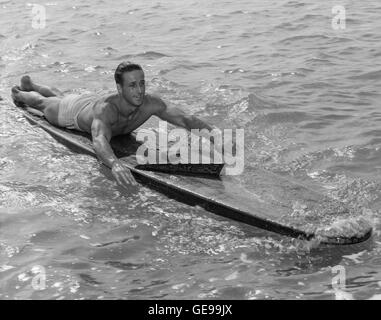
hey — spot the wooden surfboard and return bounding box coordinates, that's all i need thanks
[15,104,372,245]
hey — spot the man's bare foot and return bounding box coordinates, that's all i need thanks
[11,85,21,100]
[11,85,26,108]
[20,75,34,92]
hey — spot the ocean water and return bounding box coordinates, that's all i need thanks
[0,0,381,300]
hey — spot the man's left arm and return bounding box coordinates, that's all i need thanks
[153,96,235,154]
[154,96,214,132]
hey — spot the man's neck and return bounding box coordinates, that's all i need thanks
[117,95,138,117]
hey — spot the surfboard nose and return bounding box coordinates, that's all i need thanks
[310,199,373,244]
[316,215,373,245]
[279,196,373,245]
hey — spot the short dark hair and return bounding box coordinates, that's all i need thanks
[114,61,143,85]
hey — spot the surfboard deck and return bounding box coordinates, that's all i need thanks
[16,104,372,245]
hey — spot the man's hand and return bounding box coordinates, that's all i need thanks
[111,160,137,186]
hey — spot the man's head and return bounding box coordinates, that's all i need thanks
[114,61,145,107]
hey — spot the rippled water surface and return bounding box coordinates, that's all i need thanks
[1,0,381,299]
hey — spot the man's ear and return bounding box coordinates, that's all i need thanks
[116,83,122,95]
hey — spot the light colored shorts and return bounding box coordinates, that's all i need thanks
[57,93,99,131]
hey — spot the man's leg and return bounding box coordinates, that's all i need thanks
[20,75,63,97]
[11,86,60,126]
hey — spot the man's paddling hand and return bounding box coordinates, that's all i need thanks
[111,160,137,186]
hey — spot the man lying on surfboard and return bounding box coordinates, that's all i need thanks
[11,62,229,186]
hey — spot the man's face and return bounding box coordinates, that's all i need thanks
[119,70,146,107]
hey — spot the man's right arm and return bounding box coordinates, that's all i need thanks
[91,103,137,186]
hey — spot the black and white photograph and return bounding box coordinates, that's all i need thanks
[0,0,380,303]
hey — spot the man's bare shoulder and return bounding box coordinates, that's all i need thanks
[144,94,166,114]
[93,96,119,124]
